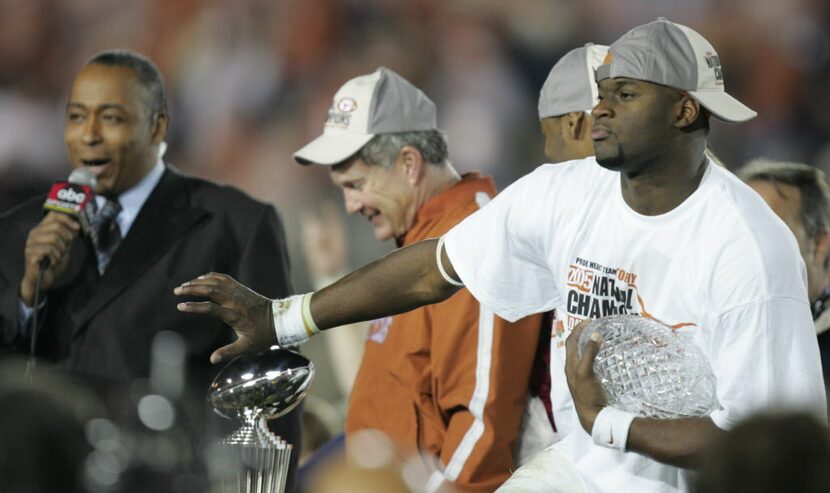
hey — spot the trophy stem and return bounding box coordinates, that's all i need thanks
[216,413,293,492]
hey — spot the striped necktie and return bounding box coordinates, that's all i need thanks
[89,198,122,274]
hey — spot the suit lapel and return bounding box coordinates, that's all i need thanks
[71,167,209,332]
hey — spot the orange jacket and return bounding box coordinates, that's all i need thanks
[346,173,542,492]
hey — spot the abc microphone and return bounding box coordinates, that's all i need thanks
[43,167,97,234]
[39,168,97,270]
[27,168,97,379]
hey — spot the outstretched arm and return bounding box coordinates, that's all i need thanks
[175,237,462,363]
[311,238,460,328]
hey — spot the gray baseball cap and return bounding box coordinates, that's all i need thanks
[595,18,756,123]
[538,43,609,119]
[294,67,438,165]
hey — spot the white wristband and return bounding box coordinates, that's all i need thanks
[271,293,320,347]
[591,407,636,451]
[436,236,464,287]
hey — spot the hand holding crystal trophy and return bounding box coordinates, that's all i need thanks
[208,346,315,493]
[577,314,719,419]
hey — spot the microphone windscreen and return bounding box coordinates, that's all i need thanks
[68,167,97,188]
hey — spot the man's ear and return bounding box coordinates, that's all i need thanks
[814,229,830,272]
[564,111,587,140]
[150,112,169,144]
[674,96,701,130]
[399,145,425,185]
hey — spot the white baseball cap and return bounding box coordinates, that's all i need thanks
[294,67,438,165]
[595,18,756,123]
[538,43,609,119]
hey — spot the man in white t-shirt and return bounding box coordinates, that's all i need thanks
[175,19,827,492]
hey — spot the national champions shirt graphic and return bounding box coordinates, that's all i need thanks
[552,256,695,348]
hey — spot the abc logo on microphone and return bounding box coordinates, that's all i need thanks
[44,181,96,233]
[56,187,87,204]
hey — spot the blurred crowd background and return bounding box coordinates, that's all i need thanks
[2,0,830,426]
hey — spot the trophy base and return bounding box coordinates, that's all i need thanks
[212,417,292,493]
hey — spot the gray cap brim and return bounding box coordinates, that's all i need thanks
[293,132,375,165]
[598,19,757,124]
[689,90,757,123]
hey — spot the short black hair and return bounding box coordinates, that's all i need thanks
[87,49,167,116]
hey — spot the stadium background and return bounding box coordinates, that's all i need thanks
[2,0,829,410]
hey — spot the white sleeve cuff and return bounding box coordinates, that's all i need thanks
[17,297,46,336]
[18,299,35,324]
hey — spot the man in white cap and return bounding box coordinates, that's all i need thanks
[496,19,824,491]
[294,67,543,492]
[519,42,609,462]
[177,19,826,492]
[538,43,608,164]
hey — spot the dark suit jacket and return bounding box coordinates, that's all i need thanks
[0,166,301,491]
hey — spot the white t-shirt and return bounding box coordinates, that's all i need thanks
[444,157,827,493]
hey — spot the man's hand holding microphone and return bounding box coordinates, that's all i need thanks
[20,167,96,307]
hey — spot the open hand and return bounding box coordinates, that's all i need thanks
[174,272,275,364]
[565,318,608,434]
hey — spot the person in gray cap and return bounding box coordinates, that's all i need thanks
[294,67,543,492]
[176,19,826,493]
[515,42,609,463]
[539,43,608,164]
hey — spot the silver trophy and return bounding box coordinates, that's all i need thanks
[209,346,315,493]
[577,315,718,419]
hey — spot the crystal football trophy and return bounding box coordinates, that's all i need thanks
[577,315,718,419]
[209,347,315,493]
